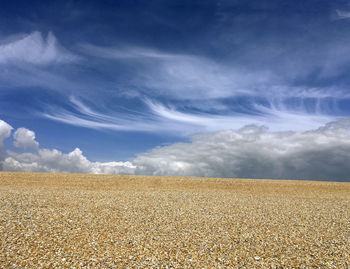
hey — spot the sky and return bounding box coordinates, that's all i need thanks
[1,0,350,181]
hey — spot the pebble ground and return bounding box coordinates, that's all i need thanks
[0,172,349,268]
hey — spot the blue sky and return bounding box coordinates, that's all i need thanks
[2,0,350,180]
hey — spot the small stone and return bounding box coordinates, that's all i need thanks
[1,172,348,268]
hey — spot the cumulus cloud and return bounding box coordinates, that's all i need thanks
[133,119,350,181]
[4,148,135,174]
[13,128,39,149]
[2,118,350,181]
[1,120,135,174]
[0,31,77,65]
[0,120,12,142]
[0,120,13,169]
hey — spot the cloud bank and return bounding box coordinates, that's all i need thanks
[133,120,350,181]
[2,119,350,181]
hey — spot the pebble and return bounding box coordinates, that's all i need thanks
[0,171,349,268]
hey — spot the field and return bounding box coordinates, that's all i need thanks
[0,172,349,268]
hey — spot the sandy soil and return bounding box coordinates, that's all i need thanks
[0,172,349,268]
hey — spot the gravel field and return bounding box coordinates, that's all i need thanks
[0,172,349,268]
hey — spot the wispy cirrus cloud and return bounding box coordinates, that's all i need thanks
[80,43,350,102]
[81,44,177,60]
[334,9,350,20]
[42,97,199,135]
[81,44,281,100]
[0,31,84,94]
[0,31,78,65]
[41,95,335,136]
[146,99,335,132]
[74,43,346,134]
[0,37,334,138]
[1,31,348,139]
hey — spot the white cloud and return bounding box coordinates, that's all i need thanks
[42,96,335,136]
[3,119,350,181]
[0,31,85,95]
[334,9,350,20]
[82,44,280,100]
[81,44,349,101]
[132,119,350,181]
[81,44,177,60]
[42,96,202,135]
[0,120,134,174]
[0,120,13,169]
[146,99,334,132]
[13,128,39,149]
[0,120,12,142]
[73,44,346,136]
[4,148,135,174]
[0,31,77,65]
